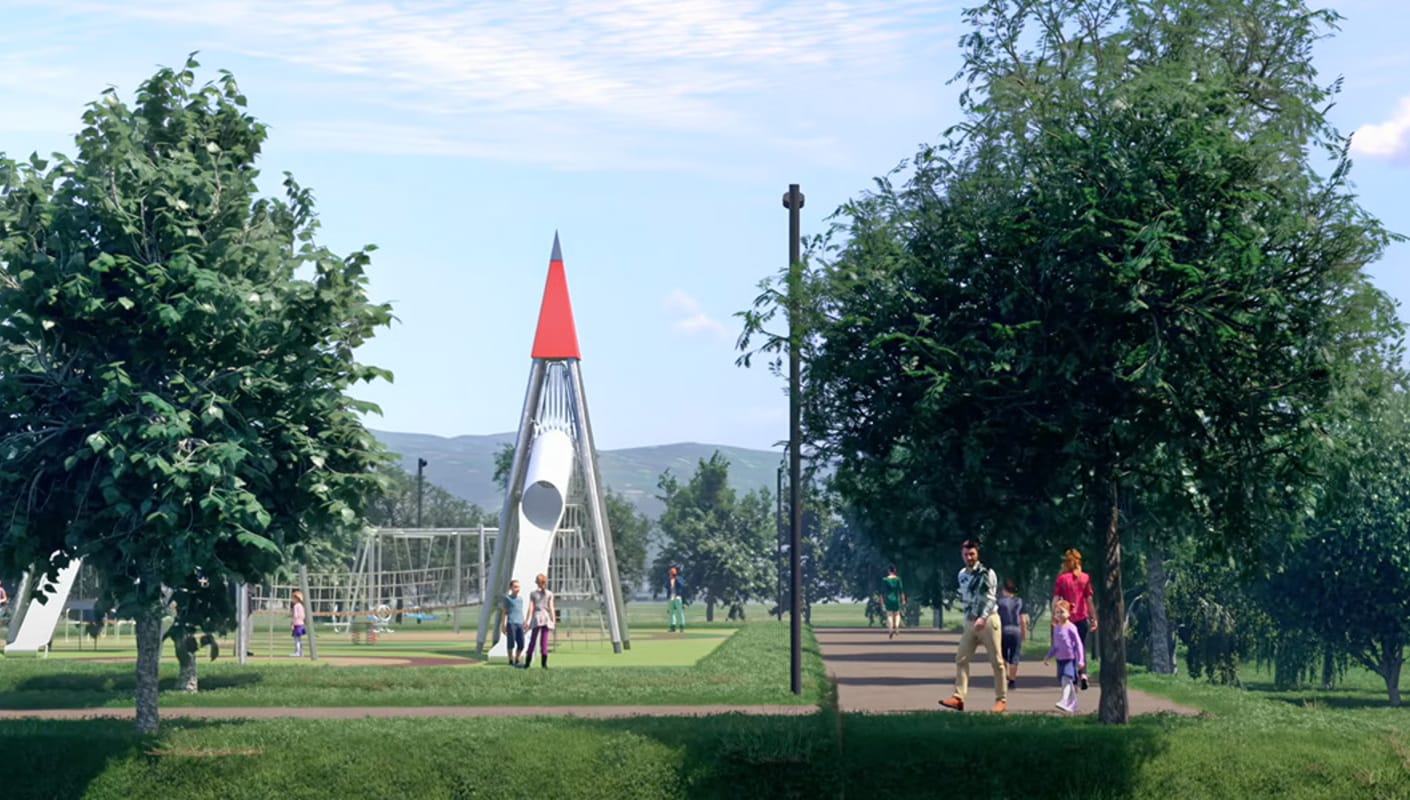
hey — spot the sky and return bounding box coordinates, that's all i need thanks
[1,0,1408,454]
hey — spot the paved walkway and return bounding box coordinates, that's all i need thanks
[815,626,1197,715]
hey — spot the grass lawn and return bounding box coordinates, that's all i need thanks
[2,712,846,800]
[7,659,1408,800]
[7,617,1409,799]
[0,623,824,710]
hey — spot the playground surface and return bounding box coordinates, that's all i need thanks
[8,626,734,669]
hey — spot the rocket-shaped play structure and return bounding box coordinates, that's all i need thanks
[476,234,630,655]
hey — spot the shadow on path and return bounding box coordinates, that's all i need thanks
[815,626,1199,716]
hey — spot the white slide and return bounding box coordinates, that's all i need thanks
[489,429,572,657]
[5,555,83,655]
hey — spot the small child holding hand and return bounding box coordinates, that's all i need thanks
[1043,599,1085,714]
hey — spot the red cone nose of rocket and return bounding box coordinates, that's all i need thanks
[531,231,581,360]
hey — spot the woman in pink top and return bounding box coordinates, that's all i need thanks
[1052,548,1096,688]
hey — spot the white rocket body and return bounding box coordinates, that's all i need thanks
[490,429,572,655]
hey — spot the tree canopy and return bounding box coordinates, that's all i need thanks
[740,0,1401,723]
[0,57,392,731]
[651,452,774,620]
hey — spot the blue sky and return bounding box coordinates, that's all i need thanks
[2,1,1407,453]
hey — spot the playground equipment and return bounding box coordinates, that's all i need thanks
[4,553,84,656]
[476,234,630,656]
[232,517,615,656]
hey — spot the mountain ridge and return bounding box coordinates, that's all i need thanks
[372,430,783,518]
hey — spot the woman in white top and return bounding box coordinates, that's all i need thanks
[525,573,556,669]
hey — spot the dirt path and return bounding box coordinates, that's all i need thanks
[0,704,814,721]
[814,626,1197,715]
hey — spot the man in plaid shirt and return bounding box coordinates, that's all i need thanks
[939,538,1009,713]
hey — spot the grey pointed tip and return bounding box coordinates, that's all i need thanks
[551,231,562,262]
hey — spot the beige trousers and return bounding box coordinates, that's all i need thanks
[954,612,1007,701]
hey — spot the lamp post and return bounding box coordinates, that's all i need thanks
[782,183,804,696]
[416,457,428,528]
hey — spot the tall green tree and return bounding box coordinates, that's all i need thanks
[0,58,391,732]
[741,0,1399,723]
[1268,372,1410,705]
[651,452,773,621]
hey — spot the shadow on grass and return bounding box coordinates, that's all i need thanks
[4,671,264,709]
[3,717,282,800]
[552,707,1181,799]
[1233,679,1401,711]
[1266,693,1400,711]
[581,711,844,798]
[1,718,150,800]
[842,712,1177,798]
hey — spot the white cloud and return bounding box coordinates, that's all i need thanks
[1352,97,1410,160]
[664,289,729,339]
[16,0,952,168]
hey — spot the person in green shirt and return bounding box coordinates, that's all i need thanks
[882,565,907,639]
[667,565,687,633]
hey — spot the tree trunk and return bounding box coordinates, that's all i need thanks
[1098,476,1129,724]
[706,601,715,622]
[1384,639,1403,708]
[1321,649,1336,691]
[1146,548,1173,675]
[134,609,163,733]
[177,637,199,693]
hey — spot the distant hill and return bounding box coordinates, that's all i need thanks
[372,430,782,519]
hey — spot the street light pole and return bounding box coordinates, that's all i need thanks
[782,183,805,696]
[416,457,428,528]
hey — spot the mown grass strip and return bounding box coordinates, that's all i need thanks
[0,622,826,710]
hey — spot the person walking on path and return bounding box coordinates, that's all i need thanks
[1053,548,1097,690]
[501,579,527,667]
[1044,599,1087,714]
[881,565,907,639]
[666,566,687,633]
[526,573,556,669]
[290,589,307,658]
[998,578,1029,689]
[939,539,1009,713]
